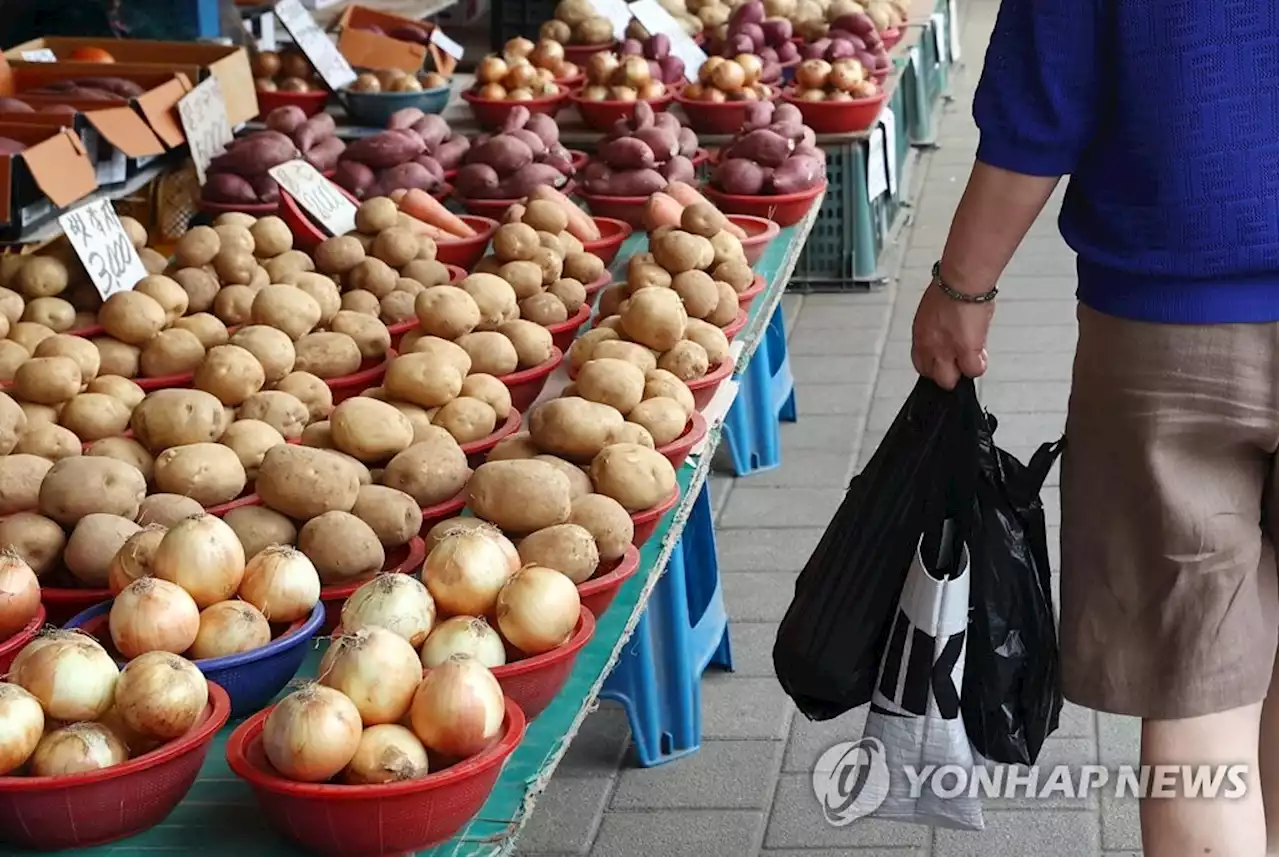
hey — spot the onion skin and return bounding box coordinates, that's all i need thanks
[341,573,436,647]
[0,550,40,640]
[342,724,429,784]
[409,655,505,759]
[318,627,423,726]
[114,651,209,740]
[422,529,519,616]
[14,637,119,722]
[495,565,581,655]
[151,514,246,608]
[7,630,90,681]
[237,545,321,623]
[30,722,129,776]
[263,685,363,782]
[419,615,507,668]
[107,526,167,596]
[0,682,44,775]
[189,600,272,660]
[110,577,201,659]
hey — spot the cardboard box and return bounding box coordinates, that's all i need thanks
[334,5,459,76]
[4,38,259,126]
[0,124,97,236]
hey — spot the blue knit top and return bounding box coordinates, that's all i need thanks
[972,0,1279,324]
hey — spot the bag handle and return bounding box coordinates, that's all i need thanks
[1025,438,1066,490]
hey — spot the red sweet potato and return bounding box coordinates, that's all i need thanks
[303,136,346,173]
[293,113,337,152]
[209,131,299,178]
[523,114,559,148]
[414,155,444,184]
[769,154,824,194]
[252,175,280,204]
[714,158,766,195]
[632,127,679,163]
[378,161,439,193]
[433,136,470,170]
[453,163,501,199]
[0,98,33,113]
[411,114,450,151]
[334,161,376,198]
[387,107,426,130]
[204,173,257,204]
[599,137,656,171]
[467,135,534,174]
[342,129,425,169]
[501,106,531,134]
[0,138,27,155]
[266,105,308,135]
[495,163,567,198]
[597,168,666,197]
[74,77,144,98]
[727,129,794,167]
[507,128,547,158]
[676,127,698,158]
[659,155,695,184]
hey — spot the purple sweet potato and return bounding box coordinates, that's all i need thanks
[0,138,27,154]
[645,34,671,59]
[659,155,695,184]
[657,55,685,84]
[468,135,534,174]
[433,136,470,170]
[523,114,559,148]
[266,105,308,135]
[38,105,76,117]
[727,34,755,55]
[728,129,794,167]
[826,39,857,61]
[209,131,299,177]
[253,175,280,204]
[501,106,531,134]
[388,24,430,44]
[0,98,33,113]
[495,163,568,198]
[342,129,425,169]
[334,161,377,198]
[411,114,450,151]
[793,142,822,162]
[75,77,144,98]
[761,16,793,43]
[714,158,766,195]
[203,173,258,204]
[777,40,799,62]
[621,38,644,56]
[773,103,804,126]
[676,127,698,157]
[735,22,765,50]
[760,61,782,84]
[729,0,764,27]
[453,163,501,198]
[544,154,575,177]
[387,107,426,130]
[414,155,444,184]
[599,137,656,171]
[633,127,678,162]
[293,113,337,152]
[507,128,547,158]
[769,154,825,194]
[632,101,656,131]
[303,135,346,173]
[653,112,681,135]
[600,168,666,197]
[377,161,439,193]
[801,39,831,60]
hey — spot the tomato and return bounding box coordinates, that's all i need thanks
[68,47,115,63]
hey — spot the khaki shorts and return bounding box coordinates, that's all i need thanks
[1060,304,1279,719]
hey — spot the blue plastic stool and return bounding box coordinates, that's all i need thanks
[722,303,797,475]
[601,480,733,767]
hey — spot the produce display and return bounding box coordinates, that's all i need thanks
[252,47,322,94]
[794,0,906,40]
[584,103,696,197]
[682,55,777,103]
[541,0,617,47]
[617,35,688,86]
[469,53,563,103]
[348,67,448,94]
[578,52,668,103]
[501,37,582,84]
[263,109,347,175]
[797,10,892,78]
[17,76,145,101]
[332,128,448,199]
[453,107,575,200]
[203,131,305,207]
[791,57,880,100]
[625,0,702,37]
[710,102,827,194]
[709,2,801,77]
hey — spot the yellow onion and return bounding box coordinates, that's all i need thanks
[30,722,129,777]
[107,525,167,596]
[495,565,581,655]
[318,627,422,726]
[14,635,118,721]
[409,654,505,759]
[110,577,200,658]
[262,685,363,782]
[189,601,272,660]
[237,546,321,623]
[342,724,429,784]
[7,629,86,680]
[419,615,507,669]
[151,514,246,608]
[0,682,44,775]
[341,574,436,647]
[113,651,208,740]
[0,550,40,639]
[422,528,519,616]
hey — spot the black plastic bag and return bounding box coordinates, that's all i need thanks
[772,377,975,721]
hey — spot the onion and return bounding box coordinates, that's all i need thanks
[113,651,208,740]
[151,514,246,608]
[262,685,363,782]
[0,550,40,640]
[495,565,581,655]
[237,546,321,623]
[318,627,423,726]
[14,636,118,721]
[409,654,505,759]
[342,724,429,784]
[422,527,519,616]
[420,615,507,669]
[110,577,200,658]
[8,629,90,680]
[107,526,167,596]
[30,722,129,777]
[189,600,271,660]
[0,682,44,775]
[97,704,161,757]
[341,574,436,647]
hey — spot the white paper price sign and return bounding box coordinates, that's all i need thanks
[882,108,898,197]
[269,160,358,237]
[429,28,465,61]
[21,49,57,62]
[866,124,888,202]
[947,0,962,60]
[629,0,704,82]
[593,0,635,42]
[59,198,148,300]
[931,13,948,64]
[178,77,234,186]
[274,0,358,91]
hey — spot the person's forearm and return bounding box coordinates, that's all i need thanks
[938,162,1060,295]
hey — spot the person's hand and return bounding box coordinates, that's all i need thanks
[911,279,995,390]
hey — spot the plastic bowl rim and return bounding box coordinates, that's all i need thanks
[490,606,595,680]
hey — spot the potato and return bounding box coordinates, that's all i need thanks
[140,328,206,378]
[171,313,230,351]
[219,419,286,479]
[314,235,366,275]
[592,339,658,374]
[299,510,384,584]
[250,216,293,258]
[590,442,677,511]
[65,513,142,587]
[0,285,22,323]
[248,285,320,341]
[82,376,142,410]
[8,322,55,354]
[38,455,146,525]
[285,273,341,326]
[657,339,710,381]
[627,396,687,446]
[355,198,399,234]
[0,454,52,515]
[713,258,754,291]
[0,340,28,382]
[517,522,598,583]
[621,287,688,352]
[385,352,463,408]
[603,421,655,447]
[401,259,450,289]
[548,277,587,314]
[568,328,620,371]
[237,390,309,439]
[213,247,256,285]
[257,445,361,519]
[341,289,381,315]
[300,420,334,448]
[643,368,696,417]
[274,371,333,422]
[627,260,671,293]
[213,284,256,325]
[293,331,363,379]
[14,356,81,404]
[22,296,74,331]
[346,257,397,299]
[153,442,247,506]
[194,344,265,406]
[459,274,518,329]
[504,320,558,371]
[18,402,58,432]
[134,275,189,325]
[228,325,296,384]
[453,331,518,377]
[14,256,69,298]
[432,396,497,444]
[85,436,154,481]
[328,311,391,361]
[224,505,298,558]
[706,280,739,327]
[14,423,80,460]
[532,454,594,499]
[58,393,131,441]
[491,222,539,264]
[131,388,226,452]
[519,292,569,325]
[329,398,415,463]
[351,484,419,547]
[176,225,221,267]
[670,270,719,320]
[467,459,572,535]
[134,494,202,529]
[682,318,730,366]
[0,511,65,576]
[372,227,420,268]
[575,357,646,414]
[529,396,626,463]
[486,431,540,462]
[379,291,416,324]
[381,428,469,506]
[97,291,164,347]
[0,391,25,454]
[91,337,140,379]
[459,373,512,419]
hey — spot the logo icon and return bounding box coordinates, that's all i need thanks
[812,737,891,825]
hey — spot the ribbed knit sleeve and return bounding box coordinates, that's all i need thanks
[972,0,1102,177]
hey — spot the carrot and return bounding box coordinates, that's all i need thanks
[528,185,599,241]
[642,192,683,231]
[395,209,451,240]
[665,182,748,239]
[397,188,475,238]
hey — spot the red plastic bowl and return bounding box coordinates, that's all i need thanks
[419,487,469,538]
[729,215,781,264]
[581,216,632,265]
[41,585,111,628]
[199,198,277,217]
[205,491,261,517]
[460,407,522,468]
[319,536,427,634]
[656,411,708,470]
[673,86,781,134]
[568,149,589,172]
[584,272,612,298]
[434,215,498,269]
[723,306,749,340]
[257,87,329,118]
[703,181,827,227]
[327,352,393,404]
[688,357,735,410]
[279,183,359,252]
[498,347,563,412]
[562,42,616,66]
[782,90,887,134]
[578,191,649,229]
[631,485,680,548]
[462,85,569,130]
[737,274,767,307]
[578,544,640,616]
[0,605,45,676]
[67,322,104,337]
[457,181,577,219]
[135,370,195,391]
[546,303,591,353]
[491,606,595,719]
[225,696,526,857]
[570,86,675,131]
[0,683,230,851]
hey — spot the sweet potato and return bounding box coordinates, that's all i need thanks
[0,98,32,113]
[770,154,825,194]
[524,114,559,148]
[659,155,695,184]
[414,155,445,183]
[265,105,308,135]
[342,129,425,169]
[209,131,298,177]
[544,152,575,178]
[642,192,683,230]
[76,77,144,98]
[728,129,794,167]
[334,161,376,198]
[632,100,656,130]
[653,111,681,135]
[714,158,766,194]
[599,137,656,171]
[293,113,337,152]
[387,107,426,130]
[377,161,438,193]
[665,184,747,242]
[411,114,451,150]
[603,169,667,197]
[505,128,545,159]
[433,136,470,170]
[632,127,678,162]
[468,135,534,174]
[0,138,26,154]
[252,175,280,204]
[497,164,569,198]
[204,173,258,204]
[389,23,429,42]
[454,163,501,199]
[500,105,531,133]
[303,136,345,173]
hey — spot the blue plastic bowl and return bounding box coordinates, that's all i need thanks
[64,600,326,718]
[339,85,451,126]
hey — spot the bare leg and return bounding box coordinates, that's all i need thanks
[1262,657,1278,857]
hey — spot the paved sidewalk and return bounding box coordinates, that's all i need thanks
[516,1,1144,854]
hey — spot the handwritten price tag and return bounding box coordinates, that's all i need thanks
[628,0,704,83]
[177,77,234,186]
[274,0,358,91]
[21,49,57,62]
[59,198,148,300]
[269,160,357,237]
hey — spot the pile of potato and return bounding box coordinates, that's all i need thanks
[453,107,576,200]
[542,0,616,46]
[584,102,696,197]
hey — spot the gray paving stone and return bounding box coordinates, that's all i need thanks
[977,380,1072,413]
[788,326,887,356]
[702,675,795,740]
[517,776,614,853]
[718,487,846,529]
[934,809,1100,857]
[793,383,875,416]
[986,275,1079,301]
[556,704,632,778]
[1100,794,1142,852]
[783,706,870,773]
[722,572,799,622]
[855,431,886,470]
[590,809,766,857]
[1002,252,1077,278]
[987,325,1078,354]
[765,774,930,848]
[1047,525,1061,571]
[778,415,864,453]
[715,527,826,572]
[781,293,804,334]
[866,396,906,433]
[735,450,857,489]
[791,355,881,385]
[708,474,734,518]
[763,850,927,856]
[990,300,1080,326]
[611,740,784,810]
[795,301,898,330]
[725,621,782,676]
[1055,700,1096,738]
[986,411,1067,450]
[1096,712,1141,768]
[871,368,924,401]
